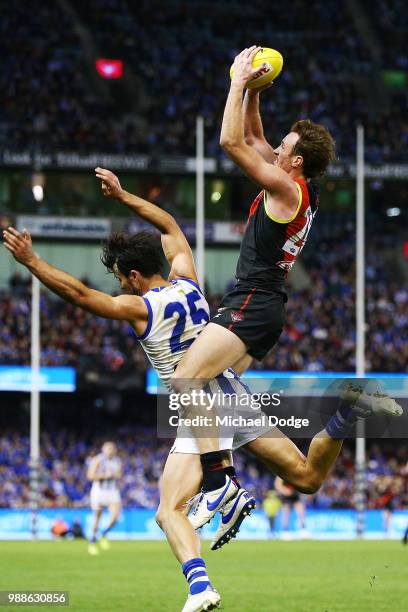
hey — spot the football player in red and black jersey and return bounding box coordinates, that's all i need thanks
[171,47,401,536]
[173,46,335,386]
[171,46,336,484]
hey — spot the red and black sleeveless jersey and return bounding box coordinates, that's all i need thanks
[235,178,319,292]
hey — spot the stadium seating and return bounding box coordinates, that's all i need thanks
[0,4,118,153]
[1,1,407,160]
[2,224,406,374]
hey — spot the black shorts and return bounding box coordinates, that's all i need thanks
[282,492,301,505]
[211,285,286,361]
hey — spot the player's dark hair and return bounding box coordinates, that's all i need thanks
[290,119,336,179]
[101,231,164,277]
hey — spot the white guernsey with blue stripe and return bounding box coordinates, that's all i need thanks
[135,277,270,453]
[90,454,122,510]
[136,277,209,390]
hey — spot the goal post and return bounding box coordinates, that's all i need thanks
[195,116,205,289]
[30,274,41,539]
[355,124,366,538]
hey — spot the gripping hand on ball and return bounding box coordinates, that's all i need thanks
[231,46,262,88]
[95,167,124,199]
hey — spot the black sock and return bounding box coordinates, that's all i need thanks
[201,451,227,492]
[224,466,241,489]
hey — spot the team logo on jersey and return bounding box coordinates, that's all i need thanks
[277,260,294,271]
[231,310,245,322]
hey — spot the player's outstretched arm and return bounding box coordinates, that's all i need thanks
[243,88,276,163]
[3,227,147,322]
[220,47,298,204]
[95,168,199,285]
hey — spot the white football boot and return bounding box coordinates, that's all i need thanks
[211,488,256,550]
[181,587,221,612]
[188,475,238,530]
[341,383,403,417]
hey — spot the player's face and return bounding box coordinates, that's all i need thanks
[273,132,302,174]
[102,442,116,458]
[114,268,142,296]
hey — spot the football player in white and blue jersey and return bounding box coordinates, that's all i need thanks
[4,168,257,611]
[87,441,122,555]
[4,167,402,612]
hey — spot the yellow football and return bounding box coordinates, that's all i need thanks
[230,47,283,89]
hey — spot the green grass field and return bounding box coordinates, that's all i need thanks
[0,540,405,611]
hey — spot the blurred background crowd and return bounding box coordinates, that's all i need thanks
[2,215,406,374]
[1,0,407,161]
[1,428,407,512]
[1,0,407,519]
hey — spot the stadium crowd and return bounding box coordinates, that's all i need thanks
[0,428,407,511]
[1,1,407,161]
[1,218,406,374]
[260,218,408,374]
[0,4,117,154]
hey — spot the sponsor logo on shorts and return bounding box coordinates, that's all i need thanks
[231,310,245,322]
[213,307,227,319]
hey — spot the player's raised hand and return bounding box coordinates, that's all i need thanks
[95,167,124,199]
[231,45,262,87]
[3,227,36,266]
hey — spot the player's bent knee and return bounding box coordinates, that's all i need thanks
[296,484,318,495]
[155,507,165,530]
[156,502,185,530]
[296,476,322,495]
[286,466,322,495]
[155,506,173,530]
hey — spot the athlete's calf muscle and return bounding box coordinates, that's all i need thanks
[245,434,318,494]
[246,431,342,495]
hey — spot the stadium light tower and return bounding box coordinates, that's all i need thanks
[30,274,41,539]
[355,125,366,538]
[195,116,205,288]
